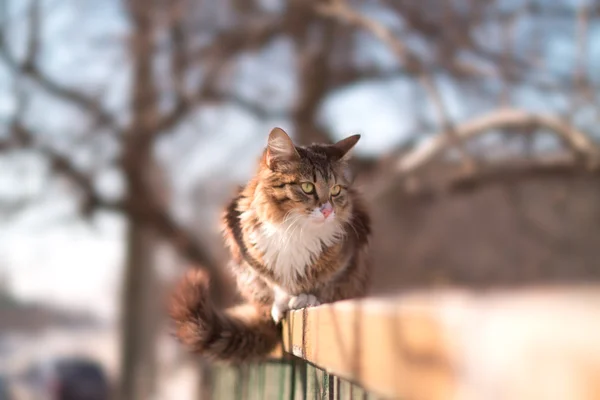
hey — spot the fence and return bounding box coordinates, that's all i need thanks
[211,360,375,400]
[211,287,600,400]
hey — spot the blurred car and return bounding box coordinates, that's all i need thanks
[0,375,13,400]
[23,357,110,400]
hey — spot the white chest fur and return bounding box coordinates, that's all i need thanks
[249,214,343,287]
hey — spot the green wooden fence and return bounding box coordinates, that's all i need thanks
[211,359,380,400]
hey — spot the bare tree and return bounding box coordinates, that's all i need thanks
[0,1,223,399]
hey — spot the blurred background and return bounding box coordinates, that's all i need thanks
[1,0,600,399]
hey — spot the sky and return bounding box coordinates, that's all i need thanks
[0,0,598,321]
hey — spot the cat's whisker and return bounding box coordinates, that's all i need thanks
[344,220,359,240]
[285,217,305,248]
[283,220,297,241]
[278,216,303,255]
[335,223,348,240]
[282,216,302,238]
[282,210,296,223]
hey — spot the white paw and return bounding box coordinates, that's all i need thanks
[288,293,320,310]
[271,302,288,324]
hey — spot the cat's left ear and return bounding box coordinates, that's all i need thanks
[332,134,360,160]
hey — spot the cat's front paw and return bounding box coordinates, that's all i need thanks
[288,293,320,310]
[271,302,288,324]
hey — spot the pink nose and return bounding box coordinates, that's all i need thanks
[320,203,333,218]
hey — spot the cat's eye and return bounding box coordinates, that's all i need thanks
[301,182,315,194]
[331,185,342,196]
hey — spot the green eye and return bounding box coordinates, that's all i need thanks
[301,182,315,194]
[331,185,342,196]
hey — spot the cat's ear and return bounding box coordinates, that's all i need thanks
[332,134,360,160]
[266,127,299,168]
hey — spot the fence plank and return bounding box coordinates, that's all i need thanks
[282,288,600,400]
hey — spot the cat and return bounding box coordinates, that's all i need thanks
[169,127,371,362]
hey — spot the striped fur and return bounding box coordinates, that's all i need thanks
[170,128,371,362]
[169,269,279,362]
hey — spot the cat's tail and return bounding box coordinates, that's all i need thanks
[169,269,280,363]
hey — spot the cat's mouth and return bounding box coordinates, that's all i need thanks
[313,216,334,224]
[309,206,336,223]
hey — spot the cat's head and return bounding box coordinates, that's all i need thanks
[255,127,360,226]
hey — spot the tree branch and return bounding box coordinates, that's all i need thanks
[397,108,600,175]
[147,206,219,273]
[4,122,217,272]
[2,124,121,217]
[193,16,282,62]
[317,0,477,169]
[155,15,284,135]
[400,157,600,202]
[569,4,590,117]
[0,11,121,135]
[1,78,118,214]
[156,87,287,134]
[287,1,337,145]
[23,0,40,69]
[166,0,188,102]
[384,1,532,81]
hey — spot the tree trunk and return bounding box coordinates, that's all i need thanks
[118,0,161,399]
[196,360,213,400]
[118,219,160,400]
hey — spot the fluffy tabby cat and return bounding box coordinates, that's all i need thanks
[170,128,371,362]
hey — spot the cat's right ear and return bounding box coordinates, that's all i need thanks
[266,127,299,169]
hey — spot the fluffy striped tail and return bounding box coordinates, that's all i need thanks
[169,269,280,362]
